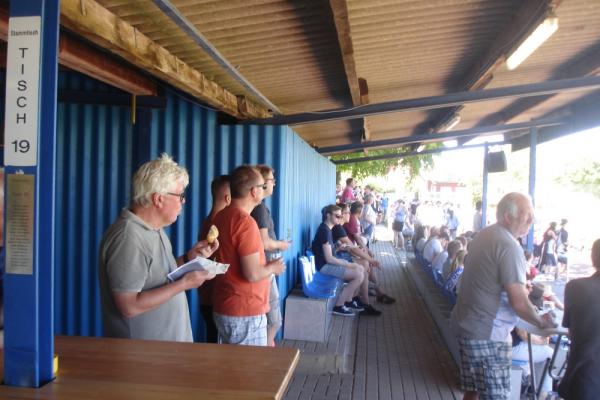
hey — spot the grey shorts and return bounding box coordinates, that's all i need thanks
[213,312,267,346]
[266,275,282,329]
[458,337,511,399]
[319,263,346,279]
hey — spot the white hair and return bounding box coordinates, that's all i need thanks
[496,192,530,222]
[131,153,189,207]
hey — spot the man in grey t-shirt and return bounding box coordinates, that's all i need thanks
[99,154,218,342]
[451,192,555,400]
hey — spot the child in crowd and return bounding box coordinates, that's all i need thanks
[524,249,538,280]
[443,249,465,294]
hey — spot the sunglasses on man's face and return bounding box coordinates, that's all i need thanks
[254,183,268,190]
[333,214,342,219]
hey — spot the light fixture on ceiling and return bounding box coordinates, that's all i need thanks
[416,144,426,153]
[506,15,558,70]
[443,114,461,131]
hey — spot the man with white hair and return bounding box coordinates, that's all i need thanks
[451,192,556,400]
[99,153,218,342]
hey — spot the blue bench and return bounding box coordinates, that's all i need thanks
[298,256,338,298]
[283,256,343,342]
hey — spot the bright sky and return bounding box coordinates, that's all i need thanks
[431,125,600,249]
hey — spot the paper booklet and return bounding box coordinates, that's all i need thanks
[167,257,230,282]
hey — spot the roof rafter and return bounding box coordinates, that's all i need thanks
[478,40,600,128]
[60,0,271,119]
[329,0,370,148]
[428,0,562,133]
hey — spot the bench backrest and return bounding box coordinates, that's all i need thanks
[298,256,314,291]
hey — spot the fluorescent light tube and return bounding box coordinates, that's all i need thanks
[507,16,558,70]
[444,115,461,131]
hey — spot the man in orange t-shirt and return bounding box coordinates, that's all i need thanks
[212,165,285,346]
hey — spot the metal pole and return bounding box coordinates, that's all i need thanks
[150,0,280,114]
[319,118,565,154]
[527,127,537,253]
[331,141,510,165]
[3,0,60,387]
[481,144,489,228]
[244,76,600,126]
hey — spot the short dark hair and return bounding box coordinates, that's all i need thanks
[211,175,230,198]
[230,165,261,199]
[350,201,363,215]
[346,177,354,185]
[323,204,341,219]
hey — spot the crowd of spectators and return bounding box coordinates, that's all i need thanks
[99,155,287,347]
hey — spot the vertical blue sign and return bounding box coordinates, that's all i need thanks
[3,0,59,387]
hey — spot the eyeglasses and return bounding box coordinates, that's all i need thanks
[166,192,186,202]
[333,214,342,219]
[253,183,268,190]
[266,178,277,185]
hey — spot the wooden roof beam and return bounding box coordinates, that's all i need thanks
[60,0,271,119]
[430,0,562,133]
[330,0,369,147]
[0,4,155,96]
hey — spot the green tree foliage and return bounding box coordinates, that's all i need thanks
[331,145,439,181]
[558,161,600,198]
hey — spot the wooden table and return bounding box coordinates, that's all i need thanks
[0,335,299,399]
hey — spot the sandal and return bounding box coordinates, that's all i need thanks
[377,294,396,304]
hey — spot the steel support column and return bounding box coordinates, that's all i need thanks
[244,76,600,126]
[481,144,489,228]
[527,128,538,253]
[3,0,60,387]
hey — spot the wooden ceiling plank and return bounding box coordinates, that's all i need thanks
[60,0,271,119]
[0,4,155,96]
[59,33,157,96]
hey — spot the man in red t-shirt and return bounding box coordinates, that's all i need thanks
[212,165,285,346]
[340,177,356,204]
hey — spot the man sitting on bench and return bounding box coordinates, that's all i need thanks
[334,203,394,305]
[311,204,380,316]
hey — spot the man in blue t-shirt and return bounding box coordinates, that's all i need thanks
[311,204,366,316]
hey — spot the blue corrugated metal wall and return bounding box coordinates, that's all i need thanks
[55,73,133,336]
[53,72,335,340]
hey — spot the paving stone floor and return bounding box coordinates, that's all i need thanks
[282,238,463,400]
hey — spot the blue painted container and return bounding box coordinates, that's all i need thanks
[52,71,335,340]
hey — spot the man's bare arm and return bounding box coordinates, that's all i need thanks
[240,252,284,282]
[113,270,214,318]
[258,228,290,252]
[505,282,556,329]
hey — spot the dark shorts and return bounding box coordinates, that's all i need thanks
[542,253,557,266]
[392,221,404,232]
[557,254,568,264]
[458,337,511,399]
